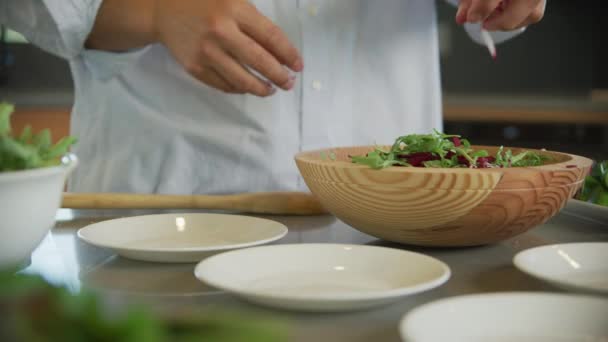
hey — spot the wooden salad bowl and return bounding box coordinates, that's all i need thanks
[295,146,593,247]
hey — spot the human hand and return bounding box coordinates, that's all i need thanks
[456,0,546,31]
[154,0,302,96]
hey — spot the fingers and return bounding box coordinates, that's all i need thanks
[483,0,543,31]
[198,68,242,94]
[216,52,276,97]
[456,0,472,24]
[511,1,546,28]
[237,4,303,72]
[466,0,503,23]
[199,41,275,97]
[456,0,545,31]
[221,32,295,90]
[157,0,301,96]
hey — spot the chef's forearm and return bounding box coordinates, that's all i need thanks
[86,0,158,51]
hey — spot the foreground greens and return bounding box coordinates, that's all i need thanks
[350,130,549,169]
[0,102,77,172]
[577,161,608,206]
[0,271,287,342]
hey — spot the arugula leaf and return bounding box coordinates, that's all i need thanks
[505,149,513,166]
[350,149,409,169]
[472,150,489,158]
[510,151,529,165]
[0,102,77,172]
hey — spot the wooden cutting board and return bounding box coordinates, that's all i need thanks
[62,192,328,216]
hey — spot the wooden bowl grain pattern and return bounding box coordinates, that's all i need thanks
[295,146,593,246]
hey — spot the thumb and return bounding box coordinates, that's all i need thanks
[456,0,473,24]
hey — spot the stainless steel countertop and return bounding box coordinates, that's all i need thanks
[25,204,608,342]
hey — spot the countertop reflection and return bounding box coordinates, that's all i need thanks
[24,205,608,342]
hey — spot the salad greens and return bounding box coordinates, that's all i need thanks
[577,161,608,206]
[0,270,288,342]
[0,102,77,172]
[350,130,549,169]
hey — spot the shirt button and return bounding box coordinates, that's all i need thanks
[308,4,319,17]
[312,80,323,91]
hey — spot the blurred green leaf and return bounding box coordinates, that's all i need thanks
[18,125,32,143]
[0,102,15,136]
[577,160,608,206]
[33,129,52,151]
[597,189,608,206]
[0,103,76,172]
[45,136,78,160]
[0,271,288,342]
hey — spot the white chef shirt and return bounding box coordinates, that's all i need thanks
[0,0,522,194]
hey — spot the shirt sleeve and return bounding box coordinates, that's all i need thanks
[0,0,103,59]
[443,0,525,45]
[0,0,149,80]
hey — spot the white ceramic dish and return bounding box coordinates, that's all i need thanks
[513,242,608,294]
[400,292,608,342]
[77,213,288,263]
[565,199,608,224]
[0,154,77,268]
[194,243,450,312]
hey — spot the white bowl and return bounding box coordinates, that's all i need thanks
[77,213,288,263]
[0,154,77,268]
[194,244,450,312]
[514,242,608,294]
[400,292,608,342]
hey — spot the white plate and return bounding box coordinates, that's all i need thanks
[194,243,450,312]
[400,292,608,342]
[565,199,608,224]
[77,213,288,263]
[513,242,608,294]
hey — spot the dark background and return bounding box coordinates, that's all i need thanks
[439,0,606,160]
